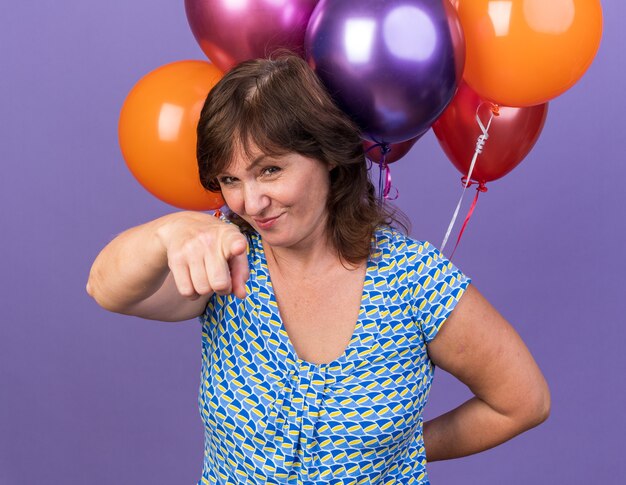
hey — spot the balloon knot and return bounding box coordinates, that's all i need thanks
[491,104,500,116]
[365,141,391,162]
[461,176,488,193]
[213,208,222,218]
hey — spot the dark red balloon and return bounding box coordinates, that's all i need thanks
[433,83,548,183]
[363,133,424,165]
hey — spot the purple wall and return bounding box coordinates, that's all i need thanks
[1,1,623,483]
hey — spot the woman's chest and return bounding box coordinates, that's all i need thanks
[269,268,366,365]
[200,299,433,462]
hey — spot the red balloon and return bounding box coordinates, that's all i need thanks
[433,83,548,183]
[363,134,423,165]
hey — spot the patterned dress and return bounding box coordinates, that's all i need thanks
[197,225,470,485]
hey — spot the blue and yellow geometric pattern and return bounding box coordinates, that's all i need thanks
[197,225,470,484]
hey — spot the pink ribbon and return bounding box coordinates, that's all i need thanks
[365,143,399,203]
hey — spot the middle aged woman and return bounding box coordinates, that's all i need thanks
[87,54,550,484]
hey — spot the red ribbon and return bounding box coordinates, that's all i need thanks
[449,177,488,260]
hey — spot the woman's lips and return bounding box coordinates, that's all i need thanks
[254,214,282,229]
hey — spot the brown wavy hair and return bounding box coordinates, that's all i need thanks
[196,53,409,265]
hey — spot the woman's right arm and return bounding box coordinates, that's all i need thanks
[86,211,249,322]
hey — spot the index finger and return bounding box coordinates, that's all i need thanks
[229,250,250,299]
[222,232,249,299]
[221,231,248,260]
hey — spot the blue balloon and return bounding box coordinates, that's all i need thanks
[305,0,463,144]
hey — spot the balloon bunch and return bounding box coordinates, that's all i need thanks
[118,0,465,209]
[116,0,602,234]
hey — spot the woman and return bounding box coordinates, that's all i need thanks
[87,55,550,484]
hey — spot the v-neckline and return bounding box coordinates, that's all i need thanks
[256,234,376,368]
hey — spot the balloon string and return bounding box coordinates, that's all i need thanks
[384,164,399,201]
[440,105,497,255]
[378,157,386,207]
[449,179,488,260]
[365,142,388,158]
[365,142,397,205]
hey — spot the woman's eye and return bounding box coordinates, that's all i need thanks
[219,176,236,185]
[263,166,280,176]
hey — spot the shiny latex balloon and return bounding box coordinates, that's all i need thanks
[457,0,603,107]
[185,0,319,72]
[119,61,225,210]
[432,82,548,182]
[442,0,465,81]
[363,133,424,165]
[305,0,464,144]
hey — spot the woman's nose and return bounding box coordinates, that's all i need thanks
[242,183,270,215]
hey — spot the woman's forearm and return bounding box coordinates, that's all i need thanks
[423,396,547,462]
[86,216,171,312]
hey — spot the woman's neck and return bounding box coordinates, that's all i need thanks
[263,235,340,279]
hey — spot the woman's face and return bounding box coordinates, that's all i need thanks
[217,146,333,250]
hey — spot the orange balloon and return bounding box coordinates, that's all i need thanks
[119,60,225,210]
[457,0,603,107]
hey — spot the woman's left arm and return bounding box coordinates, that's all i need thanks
[423,284,551,462]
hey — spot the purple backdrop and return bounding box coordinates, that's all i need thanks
[1,1,623,484]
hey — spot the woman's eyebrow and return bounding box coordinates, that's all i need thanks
[246,154,269,172]
[218,155,269,177]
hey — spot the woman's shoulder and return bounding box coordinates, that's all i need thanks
[373,224,464,277]
[373,224,435,258]
[372,226,471,318]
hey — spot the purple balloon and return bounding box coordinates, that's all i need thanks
[185,0,319,72]
[305,0,462,143]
